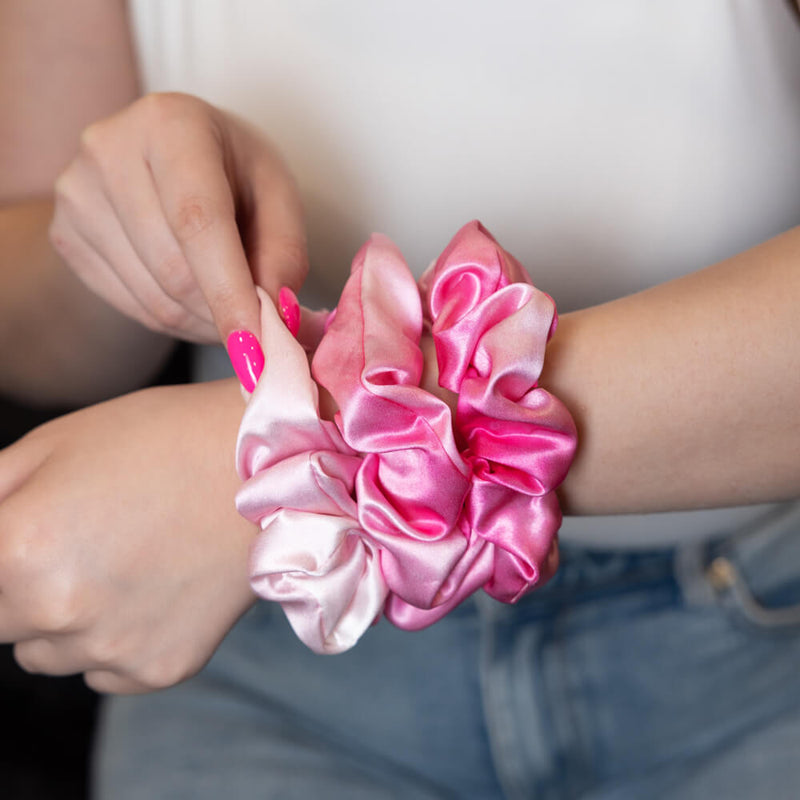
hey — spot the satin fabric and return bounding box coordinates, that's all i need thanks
[236,289,388,654]
[236,222,576,652]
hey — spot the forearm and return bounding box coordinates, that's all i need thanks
[0,1,174,405]
[541,226,800,515]
[0,199,174,406]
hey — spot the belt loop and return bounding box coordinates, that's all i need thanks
[674,540,717,607]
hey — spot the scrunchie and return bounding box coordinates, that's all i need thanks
[236,221,577,653]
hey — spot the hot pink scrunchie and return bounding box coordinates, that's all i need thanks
[236,222,577,653]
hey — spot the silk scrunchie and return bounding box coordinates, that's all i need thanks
[236,222,577,653]
[235,289,388,654]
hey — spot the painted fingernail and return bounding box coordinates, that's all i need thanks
[226,330,265,392]
[278,286,300,338]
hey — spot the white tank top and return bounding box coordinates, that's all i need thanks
[128,0,800,545]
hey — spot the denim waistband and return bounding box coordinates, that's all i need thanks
[527,501,800,610]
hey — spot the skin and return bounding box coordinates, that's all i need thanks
[0,0,798,691]
[0,379,255,694]
[50,92,308,345]
[0,199,175,406]
[1,0,307,407]
[0,0,290,690]
[0,0,172,406]
[542,227,800,514]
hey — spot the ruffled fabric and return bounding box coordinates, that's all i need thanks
[236,289,388,654]
[236,222,577,653]
[406,222,574,623]
[312,236,473,617]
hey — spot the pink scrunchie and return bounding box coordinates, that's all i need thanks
[235,290,388,654]
[236,222,577,653]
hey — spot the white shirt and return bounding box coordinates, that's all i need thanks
[129,0,800,545]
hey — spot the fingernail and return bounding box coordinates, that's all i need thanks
[278,287,300,338]
[226,330,264,392]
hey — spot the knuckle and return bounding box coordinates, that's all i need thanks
[1,520,85,635]
[52,170,96,236]
[157,252,196,300]
[52,170,71,202]
[136,654,197,691]
[138,91,198,126]
[52,168,81,212]
[26,583,84,635]
[78,120,117,170]
[171,195,219,244]
[13,642,44,675]
[149,294,191,331]
[138,91,172,121]
[137,93,175,128]
[0,510,37,583]
[84,634,125,669]
[78,120,105,154]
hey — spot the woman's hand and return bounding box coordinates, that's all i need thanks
[49,92,308,353]
[0,379,257,693]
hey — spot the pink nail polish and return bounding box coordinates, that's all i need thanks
[278,287,300,338]
[226,330,265,392]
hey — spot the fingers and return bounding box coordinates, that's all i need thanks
[147,114,262,344]
[14,640,189,695]
[50,211,164,333]
[13,634,151,691]
[93,148,215,327]
[52,147,217,342]
[244,151,309,299]
[13,637,85,676]
[83,670,151,695]
[54,92,310,381]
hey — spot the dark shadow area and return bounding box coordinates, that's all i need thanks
[0,342,192,800]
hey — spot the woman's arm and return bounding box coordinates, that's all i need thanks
[0,379,257,693]
[0,0,173,406]
[0,199,174,406]
[1,226,796,689]
[0,0,138,201]
[541,225,800,515]
[1,0,308,401]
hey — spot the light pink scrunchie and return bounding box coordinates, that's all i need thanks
[236,222,577,653]
[235,290,388,654]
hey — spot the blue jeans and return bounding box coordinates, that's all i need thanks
[94,502,800,799]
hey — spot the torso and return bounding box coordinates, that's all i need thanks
[129,0,800,545]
